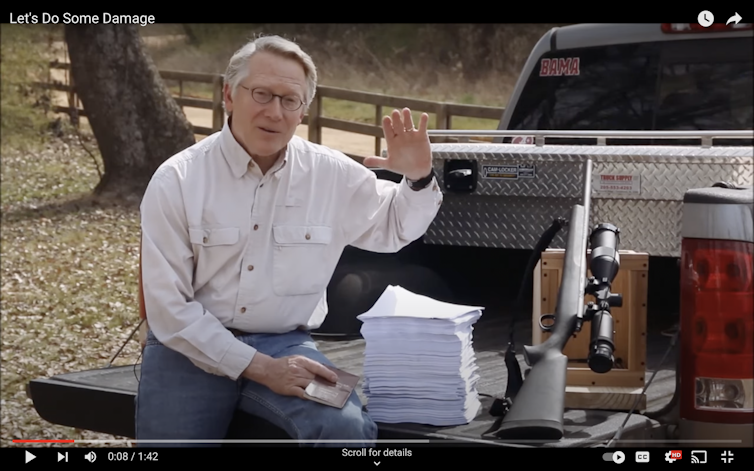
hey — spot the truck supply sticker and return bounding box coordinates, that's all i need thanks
[482,164,536,179]
[595,174,641,193]
[540,57,580,76]
[511,135,534,144]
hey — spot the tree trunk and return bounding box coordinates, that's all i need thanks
[64,25,196,200]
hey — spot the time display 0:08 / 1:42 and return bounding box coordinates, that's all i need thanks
[108,451,158,461]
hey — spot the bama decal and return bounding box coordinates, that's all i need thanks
[539,57,580,76]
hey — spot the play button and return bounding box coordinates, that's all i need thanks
[25,450,35,463]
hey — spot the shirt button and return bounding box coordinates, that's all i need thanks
[305,234,311,240]
[247,265,254,271]
[240,307,246,313]
[203,236,208,243]
[254,224,259,230]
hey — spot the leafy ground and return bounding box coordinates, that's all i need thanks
[1,129,143,447]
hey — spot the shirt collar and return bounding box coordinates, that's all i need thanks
[220,118,290,179]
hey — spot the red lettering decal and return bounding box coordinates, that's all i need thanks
[540,57,580,77]
[540,58,550,76]
[569,57,580,75]
[557,58,572,76]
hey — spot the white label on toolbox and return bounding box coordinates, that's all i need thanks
[482,164,536,179]
[595,174,641,193]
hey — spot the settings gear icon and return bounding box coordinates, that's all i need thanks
[665,451,677,463]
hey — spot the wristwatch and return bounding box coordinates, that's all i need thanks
[406,168,435,191]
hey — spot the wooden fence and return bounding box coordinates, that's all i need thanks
[39,60,505,161]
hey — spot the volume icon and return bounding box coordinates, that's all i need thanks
[84,451,96,462]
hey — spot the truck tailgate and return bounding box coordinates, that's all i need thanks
[27,315,676,447]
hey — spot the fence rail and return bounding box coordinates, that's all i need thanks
[41,60,505,162]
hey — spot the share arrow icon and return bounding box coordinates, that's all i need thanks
[727,12,742,25]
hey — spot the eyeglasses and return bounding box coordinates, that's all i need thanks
[239,85,304,111]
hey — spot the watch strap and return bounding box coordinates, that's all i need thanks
[407,168,435,191]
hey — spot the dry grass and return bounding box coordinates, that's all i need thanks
[1,130,143,447]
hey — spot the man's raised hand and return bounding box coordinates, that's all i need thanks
[362,107,432,181]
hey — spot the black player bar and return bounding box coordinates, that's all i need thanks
[6,445,753,466]
[5,7,753,24]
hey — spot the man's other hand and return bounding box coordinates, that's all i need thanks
[243,353,339,398]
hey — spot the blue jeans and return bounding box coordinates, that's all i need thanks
[135,329,377,447]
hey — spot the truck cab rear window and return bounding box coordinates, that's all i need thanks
[507,42,660,144]
[507,38,752,146]
[655,39,752,145]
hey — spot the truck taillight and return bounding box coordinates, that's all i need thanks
[679,238,754,423]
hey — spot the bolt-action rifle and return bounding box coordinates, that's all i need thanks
[489,158,623,441]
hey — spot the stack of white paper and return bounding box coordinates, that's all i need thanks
[357,285,484,426]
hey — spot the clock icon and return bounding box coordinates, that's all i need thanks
[698,10,714,27]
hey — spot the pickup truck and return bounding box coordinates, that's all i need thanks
[27,23,753,448]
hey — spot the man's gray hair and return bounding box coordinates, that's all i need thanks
[223,35,317,112]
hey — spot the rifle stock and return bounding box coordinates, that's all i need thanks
[494,158,601,442]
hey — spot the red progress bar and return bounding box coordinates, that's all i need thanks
[13,440,75,443]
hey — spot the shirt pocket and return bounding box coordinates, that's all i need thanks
[272,225,333,296]
[188,227,241,277]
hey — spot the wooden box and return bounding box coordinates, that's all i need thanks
[531,249,649,411]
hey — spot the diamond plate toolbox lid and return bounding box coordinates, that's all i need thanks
[430,143,753,201]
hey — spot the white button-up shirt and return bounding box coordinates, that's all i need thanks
[140,121,443,380]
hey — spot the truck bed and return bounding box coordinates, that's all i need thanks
[27,313,678,447]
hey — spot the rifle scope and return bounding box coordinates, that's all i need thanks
[586,223,621,374]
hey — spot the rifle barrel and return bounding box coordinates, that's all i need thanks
[578,159,593,314]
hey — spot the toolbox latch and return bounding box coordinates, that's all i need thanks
[444,160,477,192]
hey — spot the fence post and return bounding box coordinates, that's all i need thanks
[374,105,382,156]
[211,74,224,132]
[435,103,449,143]
[307,92,322,144]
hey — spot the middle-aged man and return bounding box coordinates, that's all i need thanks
[135,34,443,447]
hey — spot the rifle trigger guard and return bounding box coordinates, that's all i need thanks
[539,314,555,332]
